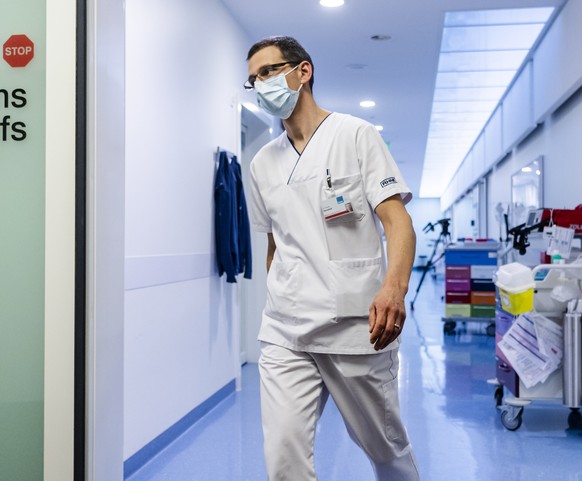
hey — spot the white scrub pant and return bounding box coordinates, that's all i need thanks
[259,342,420,481]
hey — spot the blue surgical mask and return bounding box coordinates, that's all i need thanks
[254,65,302,119]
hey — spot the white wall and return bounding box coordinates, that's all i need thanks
[448,86,582,264]
[451,194,475,241]
[124,0,252,460]
[486,87,582,240]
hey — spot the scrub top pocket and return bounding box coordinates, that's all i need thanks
[265,261,300,322]
[322,173,375,259]
[329,257,383,321]
[321,173,366,224]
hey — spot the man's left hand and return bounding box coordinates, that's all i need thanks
[369,286,407,351]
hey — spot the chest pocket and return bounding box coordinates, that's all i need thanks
[321,173,366,224]
[321,173,374,260]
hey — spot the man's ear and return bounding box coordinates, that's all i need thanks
[299,61,313,89]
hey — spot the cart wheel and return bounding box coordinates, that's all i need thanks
[501,407,523,431]
[486,323,496,337]
[494,386,503,407]
[567,409,582,429]
[443,321,456,335]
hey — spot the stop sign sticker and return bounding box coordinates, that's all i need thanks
[3,35,35,68]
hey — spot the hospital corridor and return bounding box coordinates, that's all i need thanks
[2,0,582,480]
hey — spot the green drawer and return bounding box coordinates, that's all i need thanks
[445,303,471,317]
[471,304,496,318]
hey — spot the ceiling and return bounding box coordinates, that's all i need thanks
[221,0,565,199]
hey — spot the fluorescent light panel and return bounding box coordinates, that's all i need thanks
[441,24,545,52]
[444,7,555,26]
[436,71,516,88]
[438,50,529,71]
[419,7,554,198]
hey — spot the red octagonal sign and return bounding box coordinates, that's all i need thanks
[3,34,35,68]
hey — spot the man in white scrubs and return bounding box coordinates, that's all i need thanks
[246,36,420,481]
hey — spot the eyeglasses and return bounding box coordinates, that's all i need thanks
[244,61,299,90]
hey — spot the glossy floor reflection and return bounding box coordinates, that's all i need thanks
[127,271,582,481]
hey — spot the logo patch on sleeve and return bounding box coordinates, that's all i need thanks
[380,177,397,188]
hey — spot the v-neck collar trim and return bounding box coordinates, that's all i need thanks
[286,112,333,184]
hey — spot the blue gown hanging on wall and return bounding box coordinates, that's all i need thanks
[214,150,252,283]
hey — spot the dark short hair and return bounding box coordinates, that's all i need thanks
[247,36,315,91]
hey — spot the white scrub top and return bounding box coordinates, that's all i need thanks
[250,112,412,354]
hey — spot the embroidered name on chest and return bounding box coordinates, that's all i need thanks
[380,177,397,188]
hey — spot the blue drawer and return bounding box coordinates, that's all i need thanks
[445,248,497,266]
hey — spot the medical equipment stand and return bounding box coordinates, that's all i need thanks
[410,219,452,311]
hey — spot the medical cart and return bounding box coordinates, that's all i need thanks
[491,263,582,431]
[442,242,499,335]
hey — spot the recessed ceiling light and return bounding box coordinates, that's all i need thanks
[320,0,344,7]
[360,100,376,108]
[375,125,384,131]
[371,34,391,41]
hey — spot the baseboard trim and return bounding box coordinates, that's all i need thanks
[123,379,236,478]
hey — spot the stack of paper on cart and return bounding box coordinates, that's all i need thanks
[498,311,563,389]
